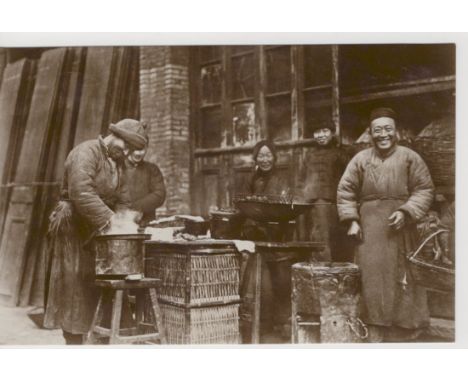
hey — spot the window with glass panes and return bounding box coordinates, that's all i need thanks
[192,44,454,150]
[193,45,338,150]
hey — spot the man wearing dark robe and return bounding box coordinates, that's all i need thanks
[123,137,166,226]
[297,122,351,262]
[337,108,434,342]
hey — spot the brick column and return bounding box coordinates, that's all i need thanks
[140,47,190,216]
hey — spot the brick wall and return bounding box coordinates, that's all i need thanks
[140,47,191,216]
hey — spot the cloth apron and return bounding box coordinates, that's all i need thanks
[356,198,430,329]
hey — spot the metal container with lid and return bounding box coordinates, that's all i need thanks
[93,233,151,278]
[292,262,360,316]
[292,262,365,343]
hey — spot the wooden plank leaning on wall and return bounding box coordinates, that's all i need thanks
[0,46,141,307]
[0,58,36,246]
[0,48,67,306]
[73,46,140,146]
[20,46,140,308]
[19,47,88,307]
[73,47,116,145]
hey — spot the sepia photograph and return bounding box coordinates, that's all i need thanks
[0,41,456,346]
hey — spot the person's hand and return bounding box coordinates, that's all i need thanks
[133,211,143,225]
[279,189,292,204]
[99,219,112,235]
[347,220,362,241]
[388,211,405,230]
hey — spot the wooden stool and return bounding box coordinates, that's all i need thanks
[86,278,167,345]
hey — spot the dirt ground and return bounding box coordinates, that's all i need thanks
[0,305,63,346]
[0,305,454,346]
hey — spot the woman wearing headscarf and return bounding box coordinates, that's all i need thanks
[239,140,293,342]
[242,140,290,241]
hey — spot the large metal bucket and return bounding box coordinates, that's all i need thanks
[292,262,365,343]
[93,234,151,277]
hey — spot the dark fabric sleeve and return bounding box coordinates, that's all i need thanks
[338,146,352,176]
[114,166,132,212]
[294,153,308,201]
[336,154,362,222]
[67,146,113,230]
[398,152,435,221]
[131,163,166,214]
[244,170,256,195]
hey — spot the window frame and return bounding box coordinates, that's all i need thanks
[192,44,455,156]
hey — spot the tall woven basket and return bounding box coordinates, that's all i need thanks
[156,302,241,344]
[145,242,242,344]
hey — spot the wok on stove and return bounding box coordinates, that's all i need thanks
[234,195,313,223]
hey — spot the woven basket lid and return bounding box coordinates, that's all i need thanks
[293,261,360,275]
[416,115,455,140]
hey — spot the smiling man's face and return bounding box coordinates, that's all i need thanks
[313,127,333,146]
[370,117,397,153]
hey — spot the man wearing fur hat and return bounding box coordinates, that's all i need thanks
[44,119,148,344]
[337,108,434,342]
[296,122,351,262]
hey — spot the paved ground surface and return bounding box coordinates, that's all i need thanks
[0,306,63,346]
[0,305,454,346]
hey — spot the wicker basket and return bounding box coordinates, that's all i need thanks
[414,116,455,192]
[413,138,455,189]
[158,302,241,344]
[146,248,240,305]
[144,242,242,344]
[407,230,455,293]
[145,242,241,305]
